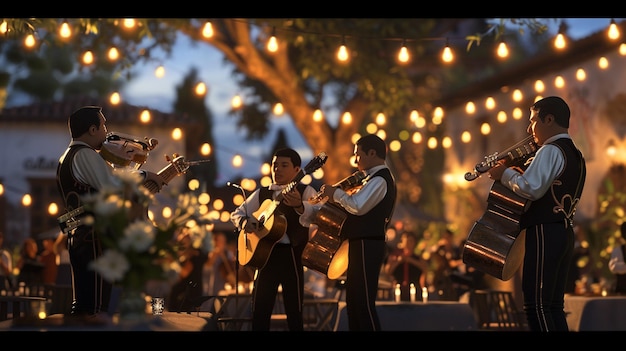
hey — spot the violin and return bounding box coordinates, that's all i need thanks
[100,132,158,170]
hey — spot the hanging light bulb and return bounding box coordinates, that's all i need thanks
[59,20,71,39]
[442,39,454,63]
[496,40,509,59]
[608,19,620,40]
[107,47,120,61]
[337,36,349,62]
[397,40,410,63]
[267,27,278,53]
[202,21,214,38]
[554,22,567,50]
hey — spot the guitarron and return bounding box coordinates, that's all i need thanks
[302,170,368,279]
[462,135,538,281]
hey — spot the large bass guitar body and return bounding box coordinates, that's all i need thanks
[462,182,529,281]
[462,136,537,281]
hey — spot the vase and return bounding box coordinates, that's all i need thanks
[118,289,148,322]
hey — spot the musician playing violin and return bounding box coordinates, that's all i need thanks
[56,106,165,318]
[487,96,586,332]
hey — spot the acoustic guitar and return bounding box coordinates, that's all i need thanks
[462,136,538,281]
[237,152,328,269]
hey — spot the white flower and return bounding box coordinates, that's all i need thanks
[89,250,130,282]
[94,194,124,217]
[120,220,156,252]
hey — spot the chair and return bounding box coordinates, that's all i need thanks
[470,289,527,331]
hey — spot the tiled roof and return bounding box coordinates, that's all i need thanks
[0,96,194,125]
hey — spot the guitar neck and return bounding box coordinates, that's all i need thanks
[158,162,181,185]
[144,158,186,193]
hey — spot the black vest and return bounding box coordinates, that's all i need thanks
[520,138,586,229]
[56,145,97,218]
[259,183,310,248]
[342,167,396,240]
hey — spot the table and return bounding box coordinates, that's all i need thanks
[0,311,210,332]
[0,296,47,321]
[333,300,477,331]
[564,294,626,331]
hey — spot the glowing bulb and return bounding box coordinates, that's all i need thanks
[107,47,120,61]
[442,45,454,63]
[554,33,566,50]
[122,19,136,29]
[59,21,71,38]
[140,110,151,123]
[341,112,352,125]
[82,51,94,65]
[22,194,32,207]
[337,44,349,62]
[172,128,182,140]
[375,113,386,126]
[155,65,165,78]
[534,79,545,93]
[608,19,620,40]
[200,143,211,156]
[465,101,476,114]
[0,21,7,34]
[267,35,278,53]
[202,21,214,38]
[313,109,323,122]
[110,92,121,105]
[497,41,509,58]
[195,82,207,96]
[231,95,243,109]
[24,34,36,48]
[398,45,409,63]
[273,103,284,116]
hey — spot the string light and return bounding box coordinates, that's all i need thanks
[201,21,214,38]
[107,47,120,61]
[554,23,567,50]
[496,40,509,59]
[441,38,454,63]
[608,19,620,40]
[59,20,71,39]
[397,40,410,64]
[336,36,349,62]
[267,27,278,53]
[24,34,36,49]
[82,50,94,65]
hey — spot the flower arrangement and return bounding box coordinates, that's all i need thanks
[80,170,213,294]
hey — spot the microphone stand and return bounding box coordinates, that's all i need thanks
[228,182,248,320]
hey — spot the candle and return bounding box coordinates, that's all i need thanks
[394,283,401,302]
[410,283,416,302]
[422,286,428,303]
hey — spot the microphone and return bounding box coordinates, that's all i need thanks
[227,181,249,230]
[227,181,242,189]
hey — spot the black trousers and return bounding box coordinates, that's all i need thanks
[522,222,574,331]
[68,227,112,315]
[345,238,386,331]
[251,244,304,331]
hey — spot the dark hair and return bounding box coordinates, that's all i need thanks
[621,222,626,238]
[356,134,387,159]
[531,96,570,128]
[273,148,301,167]
[69,106,103,138]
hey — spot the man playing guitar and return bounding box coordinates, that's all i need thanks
[230,148,318,331]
